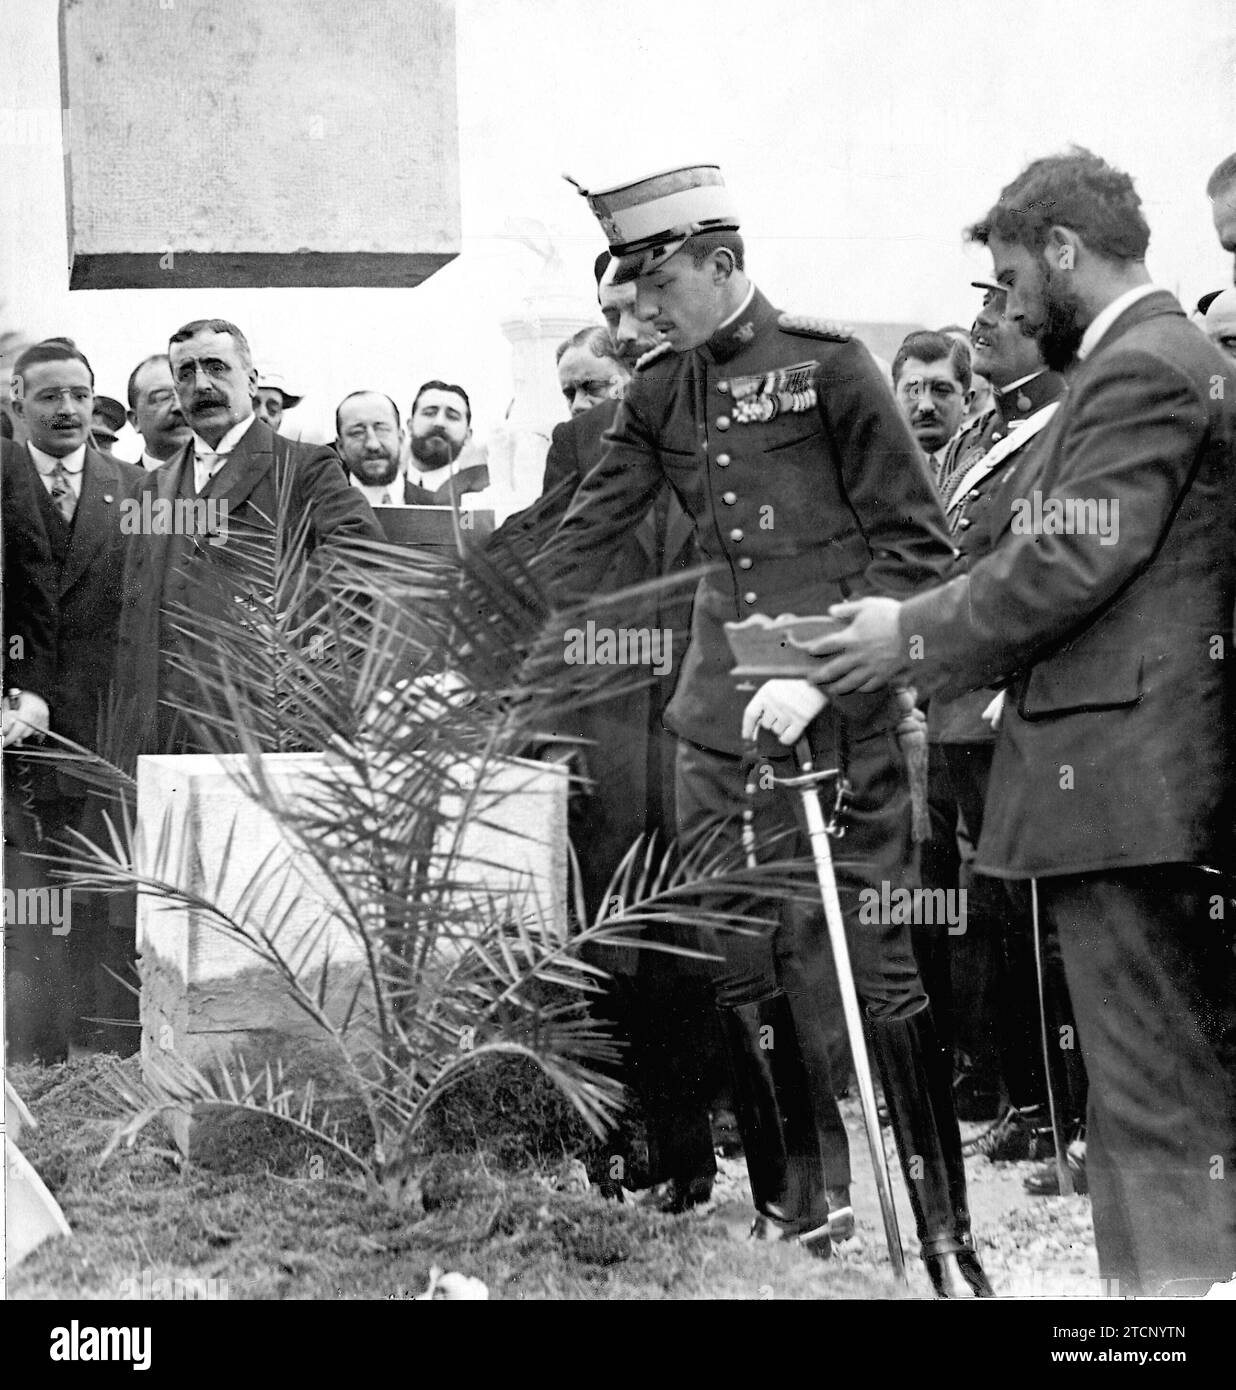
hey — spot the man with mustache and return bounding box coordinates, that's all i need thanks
[335,390,408,505]
[403,379,489,507]
[536,166,991,1293]
[809,148,1236,1297]
[126,354,193,470]
[891,331,972,482]
[3,336,144,1057]
[114,318,383,756]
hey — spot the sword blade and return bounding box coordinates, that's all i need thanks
[796,739,906,1280]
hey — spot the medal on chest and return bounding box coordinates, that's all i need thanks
[726,360,819,424]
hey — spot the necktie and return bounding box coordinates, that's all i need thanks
[49,461,77,523]
[196,451,224,495]
[380,490,393,505]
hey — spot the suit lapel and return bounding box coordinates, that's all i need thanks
[11,445,55,550]
[201,417,274,518]
[59,448,120,596]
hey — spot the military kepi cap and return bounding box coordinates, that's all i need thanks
[566,165,740,285]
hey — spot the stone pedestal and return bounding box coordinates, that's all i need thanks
[135,751,567,1151]
[58,0,460,289]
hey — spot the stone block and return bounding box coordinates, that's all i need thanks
[134,750,567,1151]
[58,0,459,289]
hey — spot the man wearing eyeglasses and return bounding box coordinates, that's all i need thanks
[891,331,973,482]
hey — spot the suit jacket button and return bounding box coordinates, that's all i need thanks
[743,591,757,604]
[738,557,753,570]
[716,453,731,467]
[716,416,731,431]
[722,491,737,505]
[717,382,730,395]
[958,517,972,529]
[729,528,743,542]
[103,493,114,503]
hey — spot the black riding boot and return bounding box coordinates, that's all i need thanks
[869,1005,994,1298]
[717,992,832,1258]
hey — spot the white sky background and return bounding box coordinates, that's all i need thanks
[2,0,1234,455]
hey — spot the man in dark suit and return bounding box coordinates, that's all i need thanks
[335,390,411,505]
[403,380,489,507]
[3,337,145,1057]
[538,167,989,1293]
[812,148,1236,1296]
[113,318,383,757]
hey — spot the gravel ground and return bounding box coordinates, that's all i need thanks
[696,1098,1099,1299]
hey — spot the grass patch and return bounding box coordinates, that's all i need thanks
[8,1054,896,1300]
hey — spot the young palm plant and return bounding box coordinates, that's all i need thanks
[36,460,819,1204]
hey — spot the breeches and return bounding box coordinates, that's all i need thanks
[675,725,925,1021]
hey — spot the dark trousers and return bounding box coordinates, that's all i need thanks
[570,684,723,1189]
[4,788,73,1062]
[939,742,1085,1122]
[4,778,137,1059]
[1038,865,1236,1296]
[674,725,929,1189]
[675,728,924,1016]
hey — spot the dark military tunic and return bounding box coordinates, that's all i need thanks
[538,286,955,1018]
[540,287,955,755]
[932,368,1068,745]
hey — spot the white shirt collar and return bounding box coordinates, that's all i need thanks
[192,411,257,458]
[142,451,170,471]
[351,476,402,507]
[717,281,756,331]
[1077,283,1160,361]
[28,441,86,475]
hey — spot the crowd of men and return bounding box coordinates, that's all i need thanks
[4,145,1236,1300]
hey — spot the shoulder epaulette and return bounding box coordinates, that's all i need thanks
[778,312,853,342]
[634,341,675,372]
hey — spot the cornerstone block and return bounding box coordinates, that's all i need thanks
[59,0,460,289]
[135,751,568,1150]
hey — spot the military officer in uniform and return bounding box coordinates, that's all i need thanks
[537,165,992,1295]
[933,281,1088,1179]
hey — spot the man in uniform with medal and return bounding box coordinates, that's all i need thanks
[537,164,993,1295]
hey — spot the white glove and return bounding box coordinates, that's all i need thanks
[741,680,827,746]
[981,690,1006,731]
[1,691,50,747]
